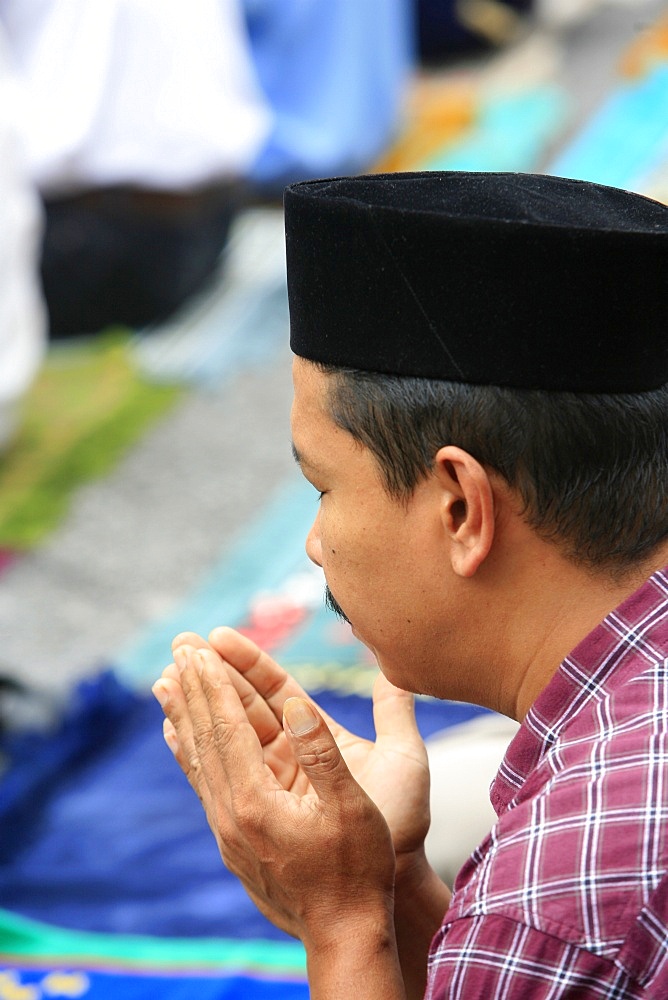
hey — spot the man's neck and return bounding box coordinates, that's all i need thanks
[504,540,668,721]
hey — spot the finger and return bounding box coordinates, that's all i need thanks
[173,637,288,753]
[372,673,427,762]
[162,717,193,779]
[164,649,283,872]
[172,631,210,654]
[160,661,180,681]
[194,647,279,796]
[162,717,179,755]
[208,627,341,733]
[282,697,358,803]
[173,630,293,748]
[152,669,211,807]
[208,626,307,703]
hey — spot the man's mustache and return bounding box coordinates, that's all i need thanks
[324,585,351,625]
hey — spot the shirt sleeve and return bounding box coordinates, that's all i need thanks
[425,913,642,999]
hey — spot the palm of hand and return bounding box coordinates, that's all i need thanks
[264,703,431,858]
[171,630,432,860]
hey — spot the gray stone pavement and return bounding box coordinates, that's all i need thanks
[0,345,297,694]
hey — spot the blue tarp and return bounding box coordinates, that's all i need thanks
[245,0,414,187]
[0,671,481,939]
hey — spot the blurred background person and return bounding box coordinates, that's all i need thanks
[0,21,46,449]
[0,0,414,337]
[0,0,272,337]
[245,0,414,194]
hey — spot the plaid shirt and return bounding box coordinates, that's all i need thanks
[426,568,668,999]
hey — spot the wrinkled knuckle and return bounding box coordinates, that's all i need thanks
[300,742,341,774]
[211,717,235,751]
[192,719,216,754]
[179,670,198,697]
[230,789,259,825]
[238,686,255,712]
[230,800,265,842]
[210,804,233,841]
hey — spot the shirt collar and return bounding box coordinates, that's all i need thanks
[490,566,668,817]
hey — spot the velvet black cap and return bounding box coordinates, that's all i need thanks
[285,171,668,392]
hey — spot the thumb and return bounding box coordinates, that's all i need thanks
[283,697,354,794]
[372,672,423,746]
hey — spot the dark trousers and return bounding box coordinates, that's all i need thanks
[41,184,241,337]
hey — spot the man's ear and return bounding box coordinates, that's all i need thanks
[434,445,495,578]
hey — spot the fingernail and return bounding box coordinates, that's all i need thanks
[284,697,318,736]
[173,646,187,672]
[152,681,169,709]
[163,719,179,755]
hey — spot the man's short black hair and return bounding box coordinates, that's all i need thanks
[319,364,668,574]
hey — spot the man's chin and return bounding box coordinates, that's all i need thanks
[344,619,375,661]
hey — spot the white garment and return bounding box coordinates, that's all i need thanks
[0,25,46,446]
[0,0,272,195]
[425,713,520,886]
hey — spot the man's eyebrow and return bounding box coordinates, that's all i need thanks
[291,442,302,466]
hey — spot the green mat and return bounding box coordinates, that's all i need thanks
[0,907,305,975]
[0,332,180,549]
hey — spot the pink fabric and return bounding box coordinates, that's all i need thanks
[0,549,17,575]
[426,568,668,998]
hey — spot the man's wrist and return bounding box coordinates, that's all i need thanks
[395,848,451,919]
[395,846,443,893]
[302,891,396,954]
[393,848,452,1000]
[304,904,406,1000]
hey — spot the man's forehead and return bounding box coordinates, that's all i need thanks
[291,357,335,426]
[290,359,334,455]
[291,359,366,472]
[291,354,329,392]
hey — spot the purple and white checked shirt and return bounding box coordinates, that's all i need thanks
[426,568,668,999]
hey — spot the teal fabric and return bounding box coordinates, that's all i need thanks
[549,64,668,190]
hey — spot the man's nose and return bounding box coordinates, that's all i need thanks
[305,515,322,567]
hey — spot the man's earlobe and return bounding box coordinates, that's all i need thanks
[435,446,495,578]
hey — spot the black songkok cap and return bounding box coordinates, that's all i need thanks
[285,171,668,393]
